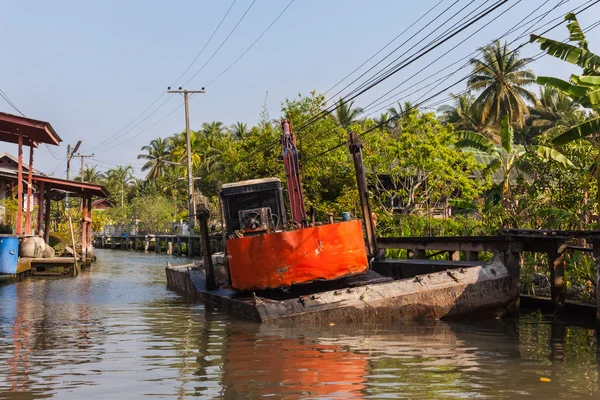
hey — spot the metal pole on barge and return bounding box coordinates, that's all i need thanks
[349,131,378,257]
[197,203,217,290]
[168,87,205,231]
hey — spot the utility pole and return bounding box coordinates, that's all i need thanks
[73,153,95,182]
[348,131,378,257]
[65,140,82,209]
[167,86,205,230]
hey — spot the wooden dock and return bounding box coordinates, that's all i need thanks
[93,234,224,258]
[1,257,80,280]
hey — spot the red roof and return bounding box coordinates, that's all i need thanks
[32,175,109,198]
[0,112,61,147]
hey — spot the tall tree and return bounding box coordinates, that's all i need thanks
[455,115,573,211]
[373,112,392,131]
[230,122,248,140]
[387,101,415,131]
[438,92,498,142]
[333,98,363,129]
[524,86,582,143]
[201,121,225,146]
[106,165,134,207]
[532,12,600,210]
[468,40,537,127]
[137,137,171,180]
[81,165,104,184]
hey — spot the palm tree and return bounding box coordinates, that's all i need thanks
[468,40,537,127]
[387,101,416,131]
[438,92,498,142]
[201,121,225,146]
[524,86,581,143]
[333,98,363,129]
[80,165,104,184]
[231,122,248,140]
[106,165,134,207]
[137,137,171,181]
[532,12,600,211]
[455,115,572,206]
[374,112,392,131]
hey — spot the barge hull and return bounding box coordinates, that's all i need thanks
[166,261,518,323]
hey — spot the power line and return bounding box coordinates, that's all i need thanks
[0,88,25,116]
[295,0,510,133]
[328,0,492,107]
[172,0,238,85]
[364,0,594,119]
[322,0,466,109]
[205,0,295,88]
[359,0,566,118]
[0,87,66,162]
[87,2,239,152]
[322,0,445,97]
[92,102,184,153]
[181,0,257,87]
[305,15,600,165]
[235,0,510,166]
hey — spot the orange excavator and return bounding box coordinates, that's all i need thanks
[218,120,369,291]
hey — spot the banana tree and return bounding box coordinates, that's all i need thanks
[532,12,600,209]
[531,13,600,109]
[455,115,573,203]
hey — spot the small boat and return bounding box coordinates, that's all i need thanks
[166,120,519,323]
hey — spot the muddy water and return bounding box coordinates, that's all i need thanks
[0,249,598,399]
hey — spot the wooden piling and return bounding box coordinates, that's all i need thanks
[465,251,479,261]
[349,131,377,257]
[197,203,217,290]
[549,249,566,311]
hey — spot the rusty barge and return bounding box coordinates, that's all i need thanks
[166,120,519,323]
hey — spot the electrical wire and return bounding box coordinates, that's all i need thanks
[0,87,66,162]
[294,0,510,133]
[359,0,568,118]
[181,0,257,87]
[327,0,492,107]
[172,0,239,85]
[0,88,25,116]
[87,1,239,152]
[364,0,593,119]
[303,15,600,165]
[322,0,445,98]
[92,103,184,153]
[234,0,510,166]
[205,0,295,88]
[321,0,465,109]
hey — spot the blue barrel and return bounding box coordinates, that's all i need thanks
[0,236,18,274]
[341,212,351,221]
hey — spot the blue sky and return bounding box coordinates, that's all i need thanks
[1,0,598,177]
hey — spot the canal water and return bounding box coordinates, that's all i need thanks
[0,249,599,399]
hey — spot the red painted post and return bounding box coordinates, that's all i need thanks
[37,181,45,234]
[87,195,92,261]
[16,133,23,235]
[44,192,51,243]
[25,146,34,235]
[81,196,87,264]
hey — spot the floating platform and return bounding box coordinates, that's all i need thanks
[166,260,518,323]
[26,257,78,276]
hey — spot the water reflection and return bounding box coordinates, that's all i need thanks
[0,249,598,399]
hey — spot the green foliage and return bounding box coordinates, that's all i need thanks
[131,195,177,234]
